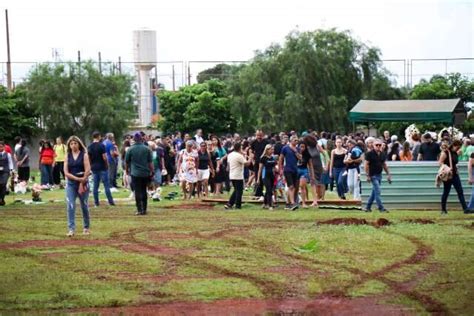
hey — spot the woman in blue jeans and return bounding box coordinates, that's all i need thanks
[329,137,347,199]
[63,136,91,237]
[439,140,471,214]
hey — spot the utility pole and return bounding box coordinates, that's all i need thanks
[172,64,176,91]
[118,56,122,74]
[187,62,191,85]
[77,50,81,63]
[98,51,102,73]
[5,10,13,91]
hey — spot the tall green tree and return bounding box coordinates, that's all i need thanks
[158,80,235,134]
[0,85,39,143]
[25,61,136,140]
[224,29,389,134]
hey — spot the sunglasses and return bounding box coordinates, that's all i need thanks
[375,144,382,147]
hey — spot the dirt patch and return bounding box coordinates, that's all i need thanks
[373,218,391,227]
[0,239,111,250]
[318,218,369,226]
[118,243,191,256]
[71,297,414,315]
[317,218,391,228]
[164,203,215,210]
[405,219,435,225]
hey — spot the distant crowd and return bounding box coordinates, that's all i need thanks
[1,127,474,236]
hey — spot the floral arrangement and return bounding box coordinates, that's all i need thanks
[438,127,463,141]
[404,124,420,145]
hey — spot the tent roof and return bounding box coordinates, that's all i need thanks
[349,99,465,123]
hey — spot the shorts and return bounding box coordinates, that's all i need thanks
[298,168,310,182]
[198,169,210,181]
[153,169,162,185]
[284,171,298,188]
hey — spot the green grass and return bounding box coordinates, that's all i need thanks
[0,185,473,314]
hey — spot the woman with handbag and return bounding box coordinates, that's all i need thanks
[64,136,91,236]
[439,140,472,215]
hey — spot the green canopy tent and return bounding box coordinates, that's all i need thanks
[349,98,466,124]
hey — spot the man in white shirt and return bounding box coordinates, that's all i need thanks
[225,142,252,210]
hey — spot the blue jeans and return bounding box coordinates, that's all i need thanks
[92,170,115,206]
[40,164,53,185]
[333,167,346,198]
[366,174,385,211]
[66,180,90,231]
[108,159,118,188]
[469,170,474,210]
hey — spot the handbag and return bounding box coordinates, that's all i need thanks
[436,150,453,183]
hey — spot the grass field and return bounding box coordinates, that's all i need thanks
[0,186,473,315]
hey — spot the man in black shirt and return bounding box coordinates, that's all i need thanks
[364,139,391,213]
[250,130,269,198]
[88,131,115,207]
[417,133,441,161]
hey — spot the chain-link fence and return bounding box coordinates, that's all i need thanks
[1,58,473,90]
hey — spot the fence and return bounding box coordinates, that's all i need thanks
[1,58,473,91]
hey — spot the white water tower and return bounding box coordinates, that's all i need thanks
[133,29,157,127]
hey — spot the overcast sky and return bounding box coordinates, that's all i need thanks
[0,0,472,87]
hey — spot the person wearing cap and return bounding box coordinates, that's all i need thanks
[125,133,154,215]
[364,139,391,213]
[417,133,441,161]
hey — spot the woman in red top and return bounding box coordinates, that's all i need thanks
[39,140,55,187]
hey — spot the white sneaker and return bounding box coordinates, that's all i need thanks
[258,196,264,202]
[67,230,74,237]
[110,187,119,193]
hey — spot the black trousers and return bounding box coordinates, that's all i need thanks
[228,179,244,209]
[441,173,468,212]
[0,172,9,201]
[132,176,149,214]
[53,162,65,185]
[263,176,274,206]
[254,164,264,197]
[18,167,30,182]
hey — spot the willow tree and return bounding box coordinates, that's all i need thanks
[226,29,385,134]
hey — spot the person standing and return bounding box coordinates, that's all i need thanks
[250,130,269,199]
[0,142,14,206]
[197,142,214,198]
[53,137,67,186]
[304,135,322,207]
[195,129,204,145]
[345,140,363,200]
[15,140,30,182]
[439,140,472,215]
[88,132,115,207]
[257,144,277,210]
[104,133,119,191]
[64,136,91,236]
[418,133,441,161]
[279,135,301,210]
[329,137,348,200]
[125,133,154,215]
[364,139,391,213]
[225,142,252,210]
[39,140,55,188]
[177,141,199,200]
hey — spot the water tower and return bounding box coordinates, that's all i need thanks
[133,29,157,127]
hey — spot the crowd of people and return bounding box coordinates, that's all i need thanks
[1,127,474,236]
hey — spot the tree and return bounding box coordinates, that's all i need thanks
[196,63,242,84]
[223,29,392,134]
[0,85,39,143]
[157,80,235,135]
[25,61,136,140]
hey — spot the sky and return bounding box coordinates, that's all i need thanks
[0,0,473,87]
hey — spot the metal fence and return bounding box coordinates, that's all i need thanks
[1,58,473,90]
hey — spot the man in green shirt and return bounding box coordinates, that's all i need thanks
[125,133,154,215]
